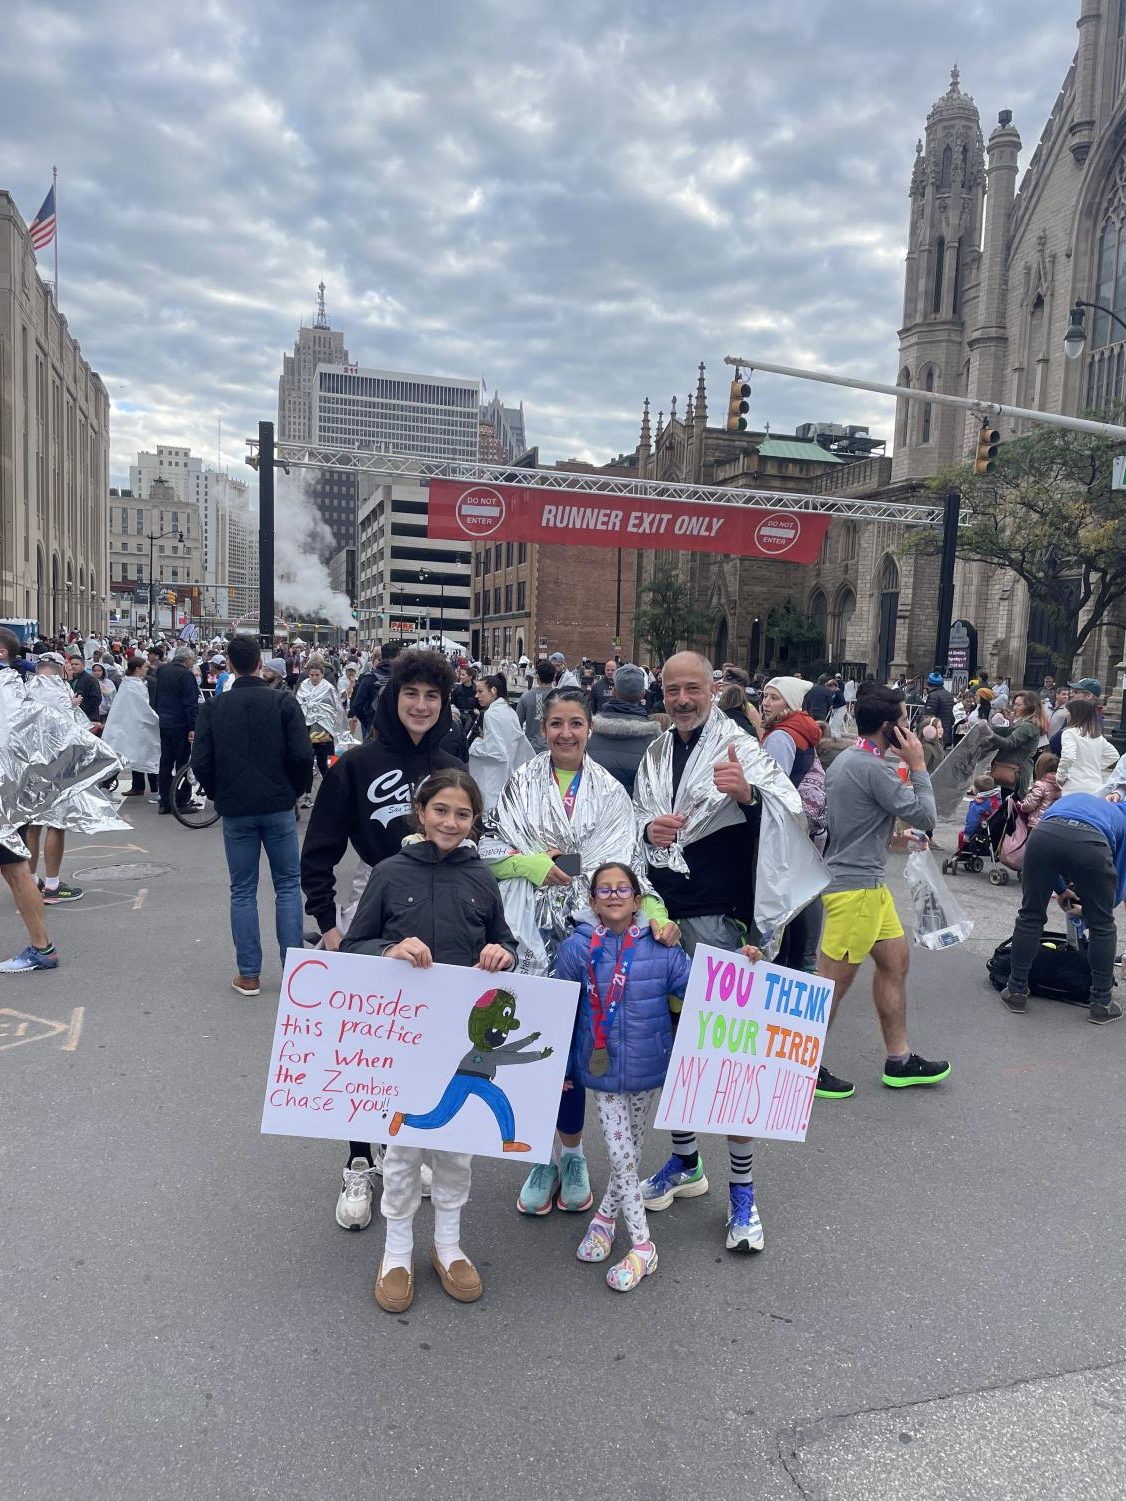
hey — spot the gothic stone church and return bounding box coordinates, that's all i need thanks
[633,3,1126,691]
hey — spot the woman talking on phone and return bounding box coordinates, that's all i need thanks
[481,687,680,1219]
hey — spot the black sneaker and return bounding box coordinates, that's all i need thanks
[882,1053,951,1089]
[41,882,84,904]
[1000,986,1028,1014]
[814,1064,855,1100]
[1089,998,1123,1026]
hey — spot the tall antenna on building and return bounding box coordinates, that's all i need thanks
[314,280,329,329]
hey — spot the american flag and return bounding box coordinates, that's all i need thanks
[28,185,56,251]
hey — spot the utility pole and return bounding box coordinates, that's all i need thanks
[258,420,275,649]
[933,490,960,672]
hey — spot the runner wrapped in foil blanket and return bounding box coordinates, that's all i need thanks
[633,705,828,956]
[480,751,653,975]
[0,669,127,856]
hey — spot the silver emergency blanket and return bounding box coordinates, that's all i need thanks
[0,670,127,851]
[101,674,160,773]
[633,706,827,954]
[467,699,535,811]
[929,719,996,819]
[297,676,343,739]
[1101,752,1126,797]
[481,751,652,974]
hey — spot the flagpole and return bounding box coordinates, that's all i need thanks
[52,165,58,304]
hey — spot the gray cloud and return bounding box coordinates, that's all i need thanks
[0,0,1078,483]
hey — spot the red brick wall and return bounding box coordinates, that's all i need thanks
[535,542,637,664]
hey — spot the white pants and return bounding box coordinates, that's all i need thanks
[381,1144,473,1243]
[595,1089,657,1246]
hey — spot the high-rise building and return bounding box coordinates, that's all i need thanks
[0,190,110,633]
[107,478,202,628]
[323,362,479,647]
[313,365,479,460]
[277,283,349,444]
[479,392,528,462]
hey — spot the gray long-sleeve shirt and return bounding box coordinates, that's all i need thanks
[824,747,936,894]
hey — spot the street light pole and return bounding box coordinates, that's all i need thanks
[933,489,961,672]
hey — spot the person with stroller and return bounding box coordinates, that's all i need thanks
[976,691,1042,799]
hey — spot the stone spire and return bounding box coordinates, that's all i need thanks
[655,408,664,443]
[685,392,695,426]
[694,362,708,426]
[638,397,652,480]
[669,395,678,422]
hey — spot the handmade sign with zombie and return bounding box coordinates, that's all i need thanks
[261,950,578,1161]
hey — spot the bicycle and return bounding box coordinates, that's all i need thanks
[171,765,220,829]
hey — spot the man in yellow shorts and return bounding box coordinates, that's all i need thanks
[816,683,950,1100]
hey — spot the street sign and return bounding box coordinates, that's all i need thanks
[1113,455,1126,491]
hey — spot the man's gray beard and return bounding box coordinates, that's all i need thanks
[673,707,710,736]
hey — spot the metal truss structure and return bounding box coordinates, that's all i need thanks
[247,439,949,527]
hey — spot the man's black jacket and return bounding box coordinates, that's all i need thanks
[190,676,313,815]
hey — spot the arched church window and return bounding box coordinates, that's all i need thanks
[897,369,911,447]
[1091,157,1126,350]
[921,368,935,444]
[880,556,900,594]
[933,237,945,314]
[960,145,969,186]
[940,145,953,191]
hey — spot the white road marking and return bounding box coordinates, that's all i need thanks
[62,1007,84,1052]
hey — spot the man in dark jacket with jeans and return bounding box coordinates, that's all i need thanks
[154,645,200,812]
[586,664,662,796]
[191,635,313,995]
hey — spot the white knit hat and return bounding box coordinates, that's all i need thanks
[765,675,812,714]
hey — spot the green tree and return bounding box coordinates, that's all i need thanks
[907,416,1126,680]
[765,598,824,663]
[633,565,713,663]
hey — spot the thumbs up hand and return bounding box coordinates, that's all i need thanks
[713,742,753,804]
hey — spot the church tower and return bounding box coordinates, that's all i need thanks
[891,68,986,482]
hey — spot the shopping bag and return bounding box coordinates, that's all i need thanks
[904,847,974,950]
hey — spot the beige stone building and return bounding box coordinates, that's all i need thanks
[634,10,1126,690]
[0,190,109,634]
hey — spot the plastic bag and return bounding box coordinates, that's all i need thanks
[904,847,974,950]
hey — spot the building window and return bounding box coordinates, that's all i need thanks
[939,145,952,192]
[932,237,945,314]
[1091,157,1126,351]
[505,584,513,611]
[493,586,501,613]
[518,543,527,564]
[921,368,935,444]
[517,581,526,610]
[897,369,911,447]
[505,542,514,567]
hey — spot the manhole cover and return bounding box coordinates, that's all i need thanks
[72,862,174,881]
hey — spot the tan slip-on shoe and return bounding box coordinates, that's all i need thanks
[430,1247,483,1303]
[231,976,261,996]
[374,1259,414,1313]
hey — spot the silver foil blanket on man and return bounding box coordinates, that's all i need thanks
[633,705,828,956]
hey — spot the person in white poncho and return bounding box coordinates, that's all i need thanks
[468,673,534,811]
[296,655,343,809]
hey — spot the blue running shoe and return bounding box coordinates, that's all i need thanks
[556,1153,593,1212]
[517,1161,560,1216]
[726,1183,764,1253]
[641,1154,709,1212]
[0,945,59,974]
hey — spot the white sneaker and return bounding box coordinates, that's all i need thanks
[420,1159,433,1198]
[335,1156,377,1231]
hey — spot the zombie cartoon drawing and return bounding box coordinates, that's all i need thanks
[388,986,553,1151]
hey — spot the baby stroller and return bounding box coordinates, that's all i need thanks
[941,790,1012,886]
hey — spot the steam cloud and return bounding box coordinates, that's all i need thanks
[272,472,354,629]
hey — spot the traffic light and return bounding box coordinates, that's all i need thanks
[727,374,751,432]
[164,590,177,606]
[974,420,1000,476]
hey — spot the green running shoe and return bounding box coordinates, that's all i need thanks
[516,1161,560,1216]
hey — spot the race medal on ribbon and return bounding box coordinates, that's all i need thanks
[589,1047,610,1077]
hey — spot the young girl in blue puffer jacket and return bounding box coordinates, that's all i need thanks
[555,862,693,1293]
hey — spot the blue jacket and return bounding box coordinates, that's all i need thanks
[1039,794,1126,905]
[556,922,693,1093]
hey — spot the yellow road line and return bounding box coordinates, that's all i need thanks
[62,1006,84,1052]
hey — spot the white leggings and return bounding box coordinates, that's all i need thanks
[381,1145,473,1249]
[595,1089,657,1246]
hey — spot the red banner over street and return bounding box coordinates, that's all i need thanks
[427,480,832,562]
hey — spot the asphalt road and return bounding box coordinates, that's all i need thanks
[2,801,1125,1501]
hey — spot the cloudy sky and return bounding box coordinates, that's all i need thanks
[1,0,1079,488]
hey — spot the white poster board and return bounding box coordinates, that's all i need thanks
[261,950,579,1162]
[655,945,834,1143]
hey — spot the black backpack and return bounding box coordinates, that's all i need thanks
[986,932,1093,1006]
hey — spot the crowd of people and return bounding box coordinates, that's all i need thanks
[3,625,1124,1312]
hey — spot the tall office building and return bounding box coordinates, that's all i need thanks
[335,363,479,646]
[479,391,528,463]
[0,190,110,633]
[277,283,350,444]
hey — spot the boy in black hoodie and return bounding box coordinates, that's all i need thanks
[300,649,463,1228]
